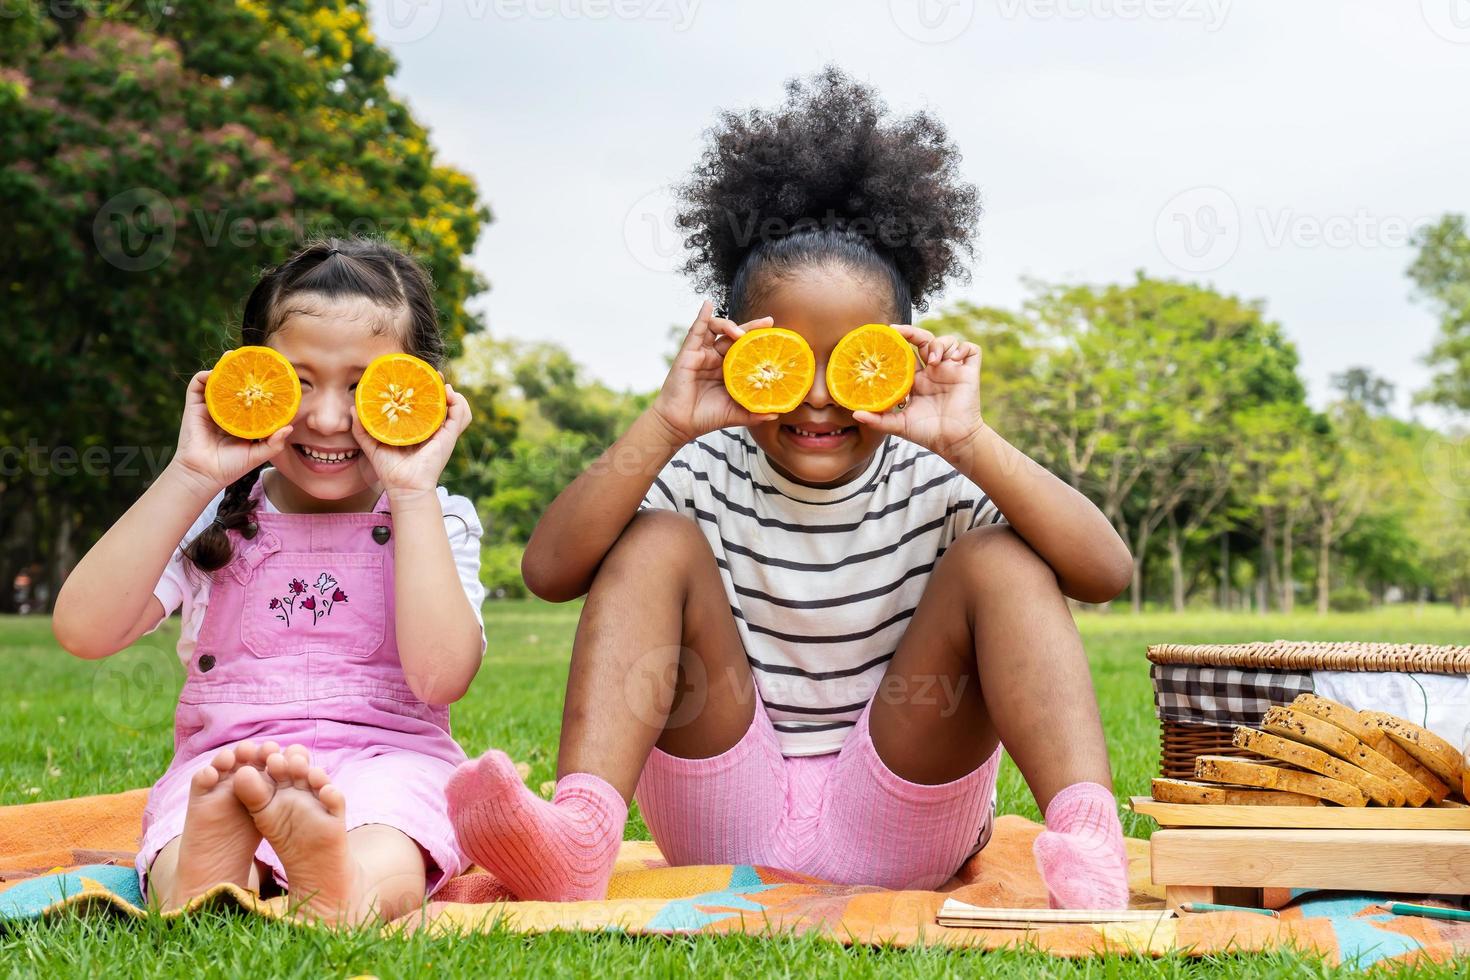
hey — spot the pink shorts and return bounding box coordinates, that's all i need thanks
[634,699,1000,890]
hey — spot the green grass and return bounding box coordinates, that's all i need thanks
[4,602,1469,976]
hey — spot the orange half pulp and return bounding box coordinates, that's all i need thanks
[722,327,816,414]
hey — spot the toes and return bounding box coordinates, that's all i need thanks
[445,750,512,809]
[306,766,331,792]
[256,741,281,764]
[284,743,310,762]
[445,760,485,807]
[286,752,311,788]
[232,740,258,767]
[190,763,221,795]
[209,745,237,773]
[232,763,274,813]
[318,782,347,819]
[476,750,519,786]
[266,751,292,785]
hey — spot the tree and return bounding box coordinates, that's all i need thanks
[0,2,491,610]
[1306,404,1375,614]
[922,302,1042,445]
[509,343,647,449]
[1410,214,1470,411]
[1332,367,1395,416]
[1418,493,1470,609]
[1014,276,1304,611]
[452,330,655,596]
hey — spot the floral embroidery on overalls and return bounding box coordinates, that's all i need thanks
[267,572,350,626]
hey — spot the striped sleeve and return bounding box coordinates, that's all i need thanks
[639,441,696,515]
[947,468,1006,546]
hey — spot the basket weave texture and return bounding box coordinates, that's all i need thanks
[1147,640,1470,675]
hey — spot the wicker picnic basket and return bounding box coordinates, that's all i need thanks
[1147,641,1470,780]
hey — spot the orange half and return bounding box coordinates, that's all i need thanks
[355,352,447,446]
[722,327,816,414]
[827,323,916,413]
[205,346,302,440]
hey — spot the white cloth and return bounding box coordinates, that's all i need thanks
[1313,670,1470,754]
[147,469,486,666]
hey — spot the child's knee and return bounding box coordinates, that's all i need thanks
[601,510,710,578]
[949,524,1058,592]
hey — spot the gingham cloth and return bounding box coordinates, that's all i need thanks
[1151,663,1315,727]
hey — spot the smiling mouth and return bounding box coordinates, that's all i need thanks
[782,424,856,438]
[294,445,361,463]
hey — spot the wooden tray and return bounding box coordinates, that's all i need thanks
[1130,796,1470,830]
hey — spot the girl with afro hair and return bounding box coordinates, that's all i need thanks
[449,68,1135,908]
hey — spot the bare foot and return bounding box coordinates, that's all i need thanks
[164,740,279,908]
[233,746,363,924]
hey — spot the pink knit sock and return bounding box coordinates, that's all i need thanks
[1032,781,1130,909]
[446,749,627,901]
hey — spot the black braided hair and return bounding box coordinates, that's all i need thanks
[182,236,442,575]
[676,65,980,322]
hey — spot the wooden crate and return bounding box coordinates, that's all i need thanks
[1151,828,1470,908]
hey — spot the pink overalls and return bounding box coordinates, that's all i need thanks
[137,479,469,893]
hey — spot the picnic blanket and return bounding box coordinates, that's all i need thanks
[3,790,1469,966]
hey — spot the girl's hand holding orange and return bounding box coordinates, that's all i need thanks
[173,360,297,496]
[649,301,783,445]
[349,356,469,496]
[848,324,985,461]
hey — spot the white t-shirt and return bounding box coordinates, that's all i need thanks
[147,469,486,666]
[640,429,1007,757]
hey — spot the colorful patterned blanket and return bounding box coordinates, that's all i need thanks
[3,789,1467,966]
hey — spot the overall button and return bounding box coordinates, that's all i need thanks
[198,654,216,673]
[372,525,391,545]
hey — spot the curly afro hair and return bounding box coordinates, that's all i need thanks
[676,66,979,321]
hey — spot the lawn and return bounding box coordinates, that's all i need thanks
[3,602,1468,976]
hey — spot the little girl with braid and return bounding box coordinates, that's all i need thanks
[449,70,1136,908]
[54,238,487,923]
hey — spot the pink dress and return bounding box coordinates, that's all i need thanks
[136,478,470,894]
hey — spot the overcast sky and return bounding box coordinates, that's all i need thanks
[369,0,1470,418]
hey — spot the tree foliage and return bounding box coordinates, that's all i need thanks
[0,1,490,610]
[7,8,1470,618]
[1411,214,1470,411]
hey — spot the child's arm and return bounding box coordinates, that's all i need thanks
[353,382,489,705]
[850,326,1133,604]
[521,303,777,602]
[946,425,1133,603]
[53,371,296,659]
[386,485,485,704]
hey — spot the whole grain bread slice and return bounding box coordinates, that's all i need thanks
[1262,705,1366,757]
[1194,755,1367,807]
[1372,735,1450,805]
[1359,712,1463,786]
[1232,726,1404,806]
[1289,694,1380,744]
[1151,777,1322,806]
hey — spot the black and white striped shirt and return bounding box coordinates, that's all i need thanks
[639,429,1007,757]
